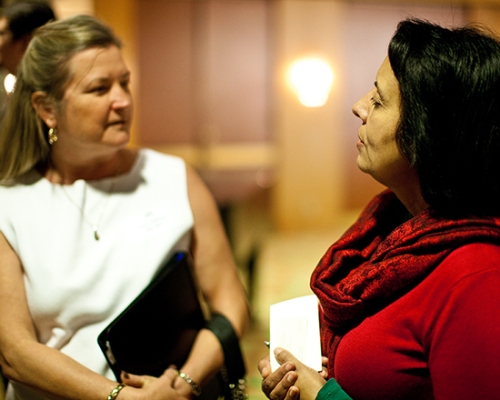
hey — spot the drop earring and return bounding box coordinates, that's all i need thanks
[48,128,58,145]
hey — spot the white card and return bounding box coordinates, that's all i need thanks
[269,294,322,372]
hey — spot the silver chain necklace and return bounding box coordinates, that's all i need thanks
[60,166,120,241]
[61,179,117,240]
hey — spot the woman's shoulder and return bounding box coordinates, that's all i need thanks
[422,242,500,299]
[0,169,42,191]
[441,243,500,274]
[127,148,187,177]
[132,148,189,188]
[139,148,186,166]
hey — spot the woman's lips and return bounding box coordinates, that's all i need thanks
[107,120,126,127]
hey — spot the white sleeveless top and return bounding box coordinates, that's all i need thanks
[0,149,194,399]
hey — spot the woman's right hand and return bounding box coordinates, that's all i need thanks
[258,354,300,400]
[120,368,189,399]
[258,350,329,400]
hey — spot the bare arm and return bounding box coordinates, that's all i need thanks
[170,165,250,393]
[0,232,186,400]
[0,232,119,399]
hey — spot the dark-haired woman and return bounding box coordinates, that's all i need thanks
[259,18,500,400]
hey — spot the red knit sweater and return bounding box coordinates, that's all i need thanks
[333,243,500,399]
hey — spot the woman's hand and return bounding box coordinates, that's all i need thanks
[320,356,329,379]
[259,353,299,400]
[259,349,327,400]
[120,368,190,399]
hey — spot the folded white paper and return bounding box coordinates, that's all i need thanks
[269,294,322,372]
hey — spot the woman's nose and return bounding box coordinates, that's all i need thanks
[111,85,131,109]
[352,90,371,122]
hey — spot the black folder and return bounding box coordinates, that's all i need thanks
[97,251,206,381]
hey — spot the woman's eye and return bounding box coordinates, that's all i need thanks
[91,86,107,93]
[121,80,130,91]
[370,97,381,107]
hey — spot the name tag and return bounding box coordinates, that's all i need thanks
[122,206,170,244]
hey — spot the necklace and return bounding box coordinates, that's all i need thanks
[60,165,120,241]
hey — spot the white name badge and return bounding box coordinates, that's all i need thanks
[122,206,170,244]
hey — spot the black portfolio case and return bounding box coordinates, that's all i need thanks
[97,251,205,381]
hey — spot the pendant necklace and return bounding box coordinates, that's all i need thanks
[60,164,120,241]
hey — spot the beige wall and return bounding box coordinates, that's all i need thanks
[46,0,500,231]
[270,1,349,230]
[269,1,470,229]
[135,0,273,207]
[51,0,93,17]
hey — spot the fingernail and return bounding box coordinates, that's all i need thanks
[274,347,283,356]
[123,372,129,379]
[285,363,293,372]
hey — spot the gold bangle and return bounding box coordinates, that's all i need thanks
[178,371,202,396]
[107,383,125,400]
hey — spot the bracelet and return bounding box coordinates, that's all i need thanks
[178,371,202,396]
[205,313,246,383]
[107,383,125,400]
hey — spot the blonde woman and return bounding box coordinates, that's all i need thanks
[0,15,249,400]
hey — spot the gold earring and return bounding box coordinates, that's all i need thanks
[48,128,58,145]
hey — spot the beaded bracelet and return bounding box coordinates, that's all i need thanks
[107,383,125,400]
[179,371,202,396]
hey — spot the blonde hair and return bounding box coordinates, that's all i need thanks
[0,14,121,181]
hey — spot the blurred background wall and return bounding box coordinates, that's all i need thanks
[2,0,500,284]
[22,0,494,227]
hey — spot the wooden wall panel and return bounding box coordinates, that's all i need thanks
[137,1,196,146]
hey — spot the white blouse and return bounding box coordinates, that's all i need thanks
[0,149,194,399]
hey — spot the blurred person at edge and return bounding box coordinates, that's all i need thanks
[0,1,55,118]
[259,18,500,400]
[0,14,250,400]
[0,0,55,75]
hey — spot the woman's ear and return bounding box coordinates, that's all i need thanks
[31,91,57,128]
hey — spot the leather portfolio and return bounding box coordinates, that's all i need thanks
[97,251,205,381]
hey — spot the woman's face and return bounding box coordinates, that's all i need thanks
[352,57,412,188]
[53,45,133,155]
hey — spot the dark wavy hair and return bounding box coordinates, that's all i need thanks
[389,18,500,217]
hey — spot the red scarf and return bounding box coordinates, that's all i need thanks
[310,190,500,377]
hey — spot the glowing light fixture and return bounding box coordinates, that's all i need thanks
[289,57,334,107]
[4,73,16,94]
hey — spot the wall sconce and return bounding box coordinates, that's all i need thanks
[288,57,334,107]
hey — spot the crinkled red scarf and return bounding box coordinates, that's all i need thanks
[310,189,500,377]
